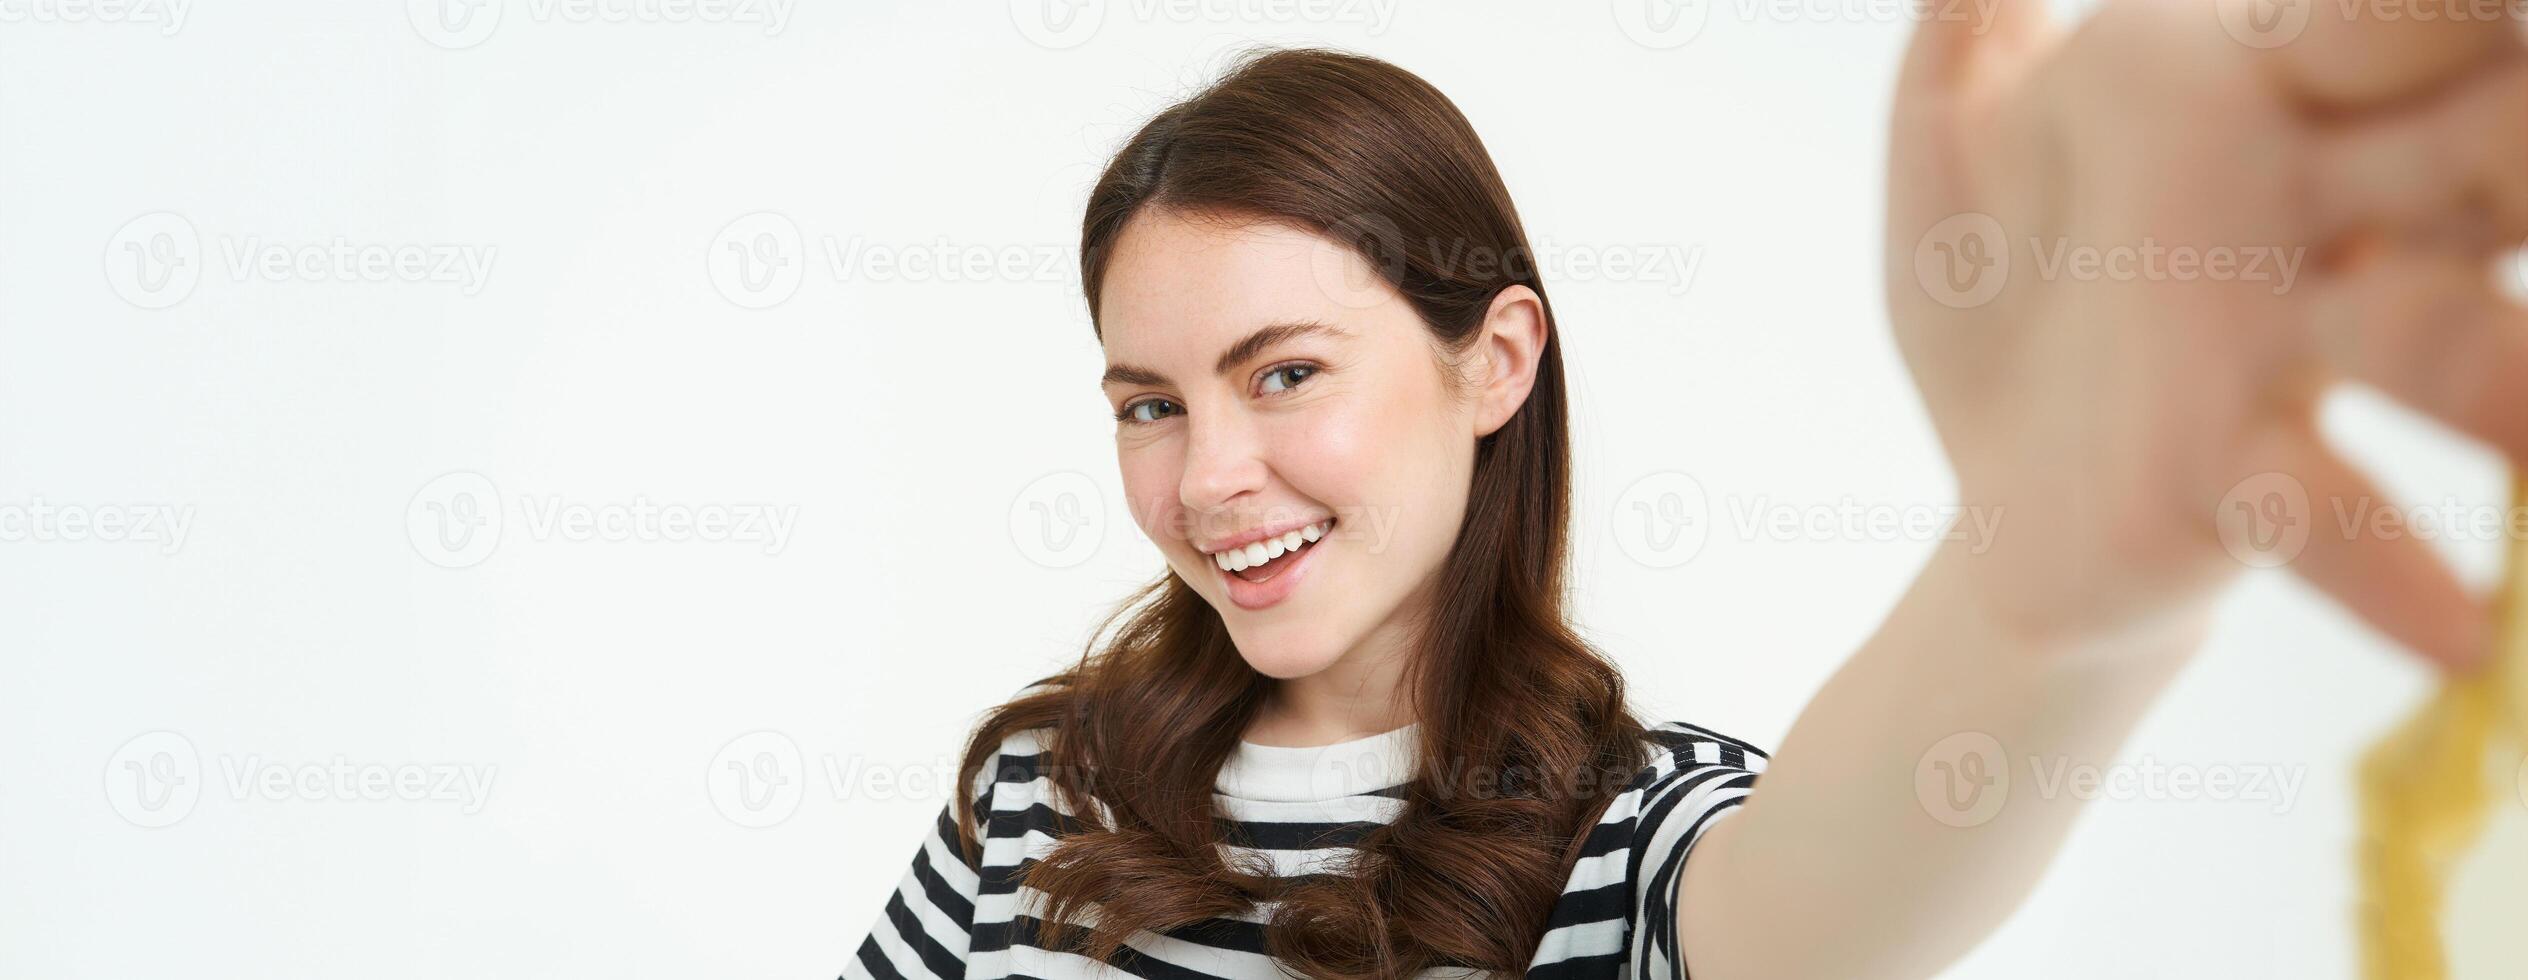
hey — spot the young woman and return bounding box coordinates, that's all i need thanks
[847,6,2528,978]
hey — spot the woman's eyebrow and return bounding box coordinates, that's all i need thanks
[1099,319,1348,389]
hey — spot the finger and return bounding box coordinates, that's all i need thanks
[1896,0,2054,97]
[2241,428,2494,670]
[1888,0,2059,267]
[2310,58,2528,241]
[2306,248,2528,461]
[2253,0,2525,110]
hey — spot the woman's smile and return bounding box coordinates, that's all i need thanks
[1204,517,1336,609]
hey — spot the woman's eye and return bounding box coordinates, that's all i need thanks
[1118,398,1182,424]
[1260,364,1317,394]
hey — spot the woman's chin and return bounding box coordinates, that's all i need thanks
[1229,631,1350,680]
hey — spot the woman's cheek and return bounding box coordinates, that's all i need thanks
[1307,393,1451,528]
[1116,444,1186,552]
[1278,402,1376,503]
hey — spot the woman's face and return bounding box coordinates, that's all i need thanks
[1096,209,1509,681]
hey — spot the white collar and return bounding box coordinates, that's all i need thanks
[1214,723,1420,802]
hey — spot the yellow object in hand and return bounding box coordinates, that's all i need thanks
[2357,477,2528,979]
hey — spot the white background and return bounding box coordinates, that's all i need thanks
[6,1,2528,977]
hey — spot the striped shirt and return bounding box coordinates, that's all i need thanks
[843,719,1767,980]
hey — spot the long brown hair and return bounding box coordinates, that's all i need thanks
[957,46,1648,979]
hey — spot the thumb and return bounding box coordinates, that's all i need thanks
[1896,0,2055,99]
[1886,0,2053,250]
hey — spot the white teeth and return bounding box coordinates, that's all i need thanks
[1208,520,1335,575]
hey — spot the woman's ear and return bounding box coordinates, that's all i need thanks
[1470,285,1548,438]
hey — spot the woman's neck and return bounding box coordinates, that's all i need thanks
[1242,601,1423,748]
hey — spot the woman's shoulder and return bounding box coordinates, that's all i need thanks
[959,678,1133,829]
[1630,719,1771,781]
[961,678,1072,784]
[1581,720,1768,839]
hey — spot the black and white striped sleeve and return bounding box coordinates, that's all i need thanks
[841,768,992,980]
[1627,724,1767,980]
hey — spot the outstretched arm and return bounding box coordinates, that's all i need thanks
[1679,537,2206,980]
[1678,2,2528,977]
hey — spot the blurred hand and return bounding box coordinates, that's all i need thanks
[1885,0,2528,668]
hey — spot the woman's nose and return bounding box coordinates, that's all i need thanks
[1177,412,1270,514]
